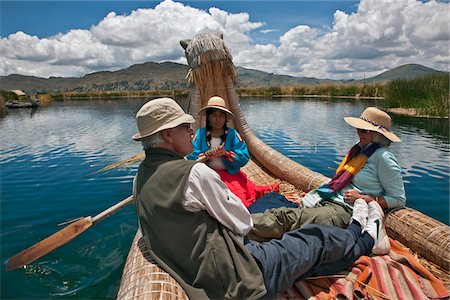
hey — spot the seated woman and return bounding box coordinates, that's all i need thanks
[248,107,406,241]
[186,96,278,207]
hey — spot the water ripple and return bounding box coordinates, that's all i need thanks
[1,98,448,299]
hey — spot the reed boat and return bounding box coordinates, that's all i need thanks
[117,32,449,299]
[5,99,40,108]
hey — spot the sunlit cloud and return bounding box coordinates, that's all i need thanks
[261,29,279,34]
[0,0,448,80]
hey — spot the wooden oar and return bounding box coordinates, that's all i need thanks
[5,195,134,271]
[6,156,208,271]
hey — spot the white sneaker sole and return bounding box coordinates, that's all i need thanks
[372,227,390,255]
[368,202,390,255]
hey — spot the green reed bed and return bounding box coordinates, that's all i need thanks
[0,90,19,101]
[384,73,449,117]
[237,83,386,98]
[51,89,189,100]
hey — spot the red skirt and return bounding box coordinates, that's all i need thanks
[216,170,279,207]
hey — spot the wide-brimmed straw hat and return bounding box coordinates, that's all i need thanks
[132,97,195,141]
[344,107,401,142]
[199,96,234,119]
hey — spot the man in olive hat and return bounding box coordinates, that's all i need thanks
[133,98,389,300]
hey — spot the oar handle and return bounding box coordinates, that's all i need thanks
[92,195,134,223]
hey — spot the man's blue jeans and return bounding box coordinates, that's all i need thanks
[246,223,373,299]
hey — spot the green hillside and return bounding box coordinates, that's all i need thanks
[0,62,445,94]
[361,64,446,83]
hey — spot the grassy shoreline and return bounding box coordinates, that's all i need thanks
[383,73,449,118]
[2,74,447,118]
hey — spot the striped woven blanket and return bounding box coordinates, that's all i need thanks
[285,239,449,300]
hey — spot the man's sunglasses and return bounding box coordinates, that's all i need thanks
[179,124,192,130]
[357,128,371,133]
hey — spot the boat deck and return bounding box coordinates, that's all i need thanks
[117,158,449,299]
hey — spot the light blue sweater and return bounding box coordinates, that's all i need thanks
[331,146,406,209]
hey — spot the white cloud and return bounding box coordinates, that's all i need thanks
[257,0,450,79]
[0,0,448,80]
[0,0,263,78]
[261,29,279,34]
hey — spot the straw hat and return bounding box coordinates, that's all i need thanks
[199,96,234,119]
[344,107,401,142]
[132,98,195,141]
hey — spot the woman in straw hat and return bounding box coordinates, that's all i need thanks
[249,107,406,241]
[186,96,278,207]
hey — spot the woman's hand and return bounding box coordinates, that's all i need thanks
[344,190,388,209]
[205,145,226,158]
[344,189,363,204]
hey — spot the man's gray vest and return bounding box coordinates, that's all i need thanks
[135,148,266,299]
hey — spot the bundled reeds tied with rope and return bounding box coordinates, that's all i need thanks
[386,207,450,287]
[116,233,189,300]
[181,31,238,130]
[117,31,449,299]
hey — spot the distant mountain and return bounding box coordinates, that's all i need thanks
[236,67,335,87]
[357,64,446,84]
[0,62,190,94]
[0,62,444,94]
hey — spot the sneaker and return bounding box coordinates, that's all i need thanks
[366,201,390,255]
[350,199,368,228]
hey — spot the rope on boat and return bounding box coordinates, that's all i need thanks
[305,274,391,299]
[306,173,329,191]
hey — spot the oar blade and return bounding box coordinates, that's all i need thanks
[5,217,93,271]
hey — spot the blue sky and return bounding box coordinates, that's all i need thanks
[1,1,358,42]
[0,0,448,79]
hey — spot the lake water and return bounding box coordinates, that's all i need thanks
[1,97,448,299]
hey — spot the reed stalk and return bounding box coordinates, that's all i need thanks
[384,73,449,117]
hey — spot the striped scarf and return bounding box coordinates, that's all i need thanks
[316,143,380,199]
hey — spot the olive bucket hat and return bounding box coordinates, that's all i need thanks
[132,98,195,141]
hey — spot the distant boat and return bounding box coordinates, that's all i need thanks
[5,97,40,109]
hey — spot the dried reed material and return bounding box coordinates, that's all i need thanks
[386,208,450,277]
[298,274,392,299]
[242,159,304,204]
[225,77,330,191]
[393,239,450,290]
[90,153,145,175]
[183,32,237,130]
[183,32,237,85]
[117,231,189,300]
[186,84,203,130]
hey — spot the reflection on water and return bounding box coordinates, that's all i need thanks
[30,106,39,117]
[240,97,449,225]
[0,97,448,299]
[394,114,449,143]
